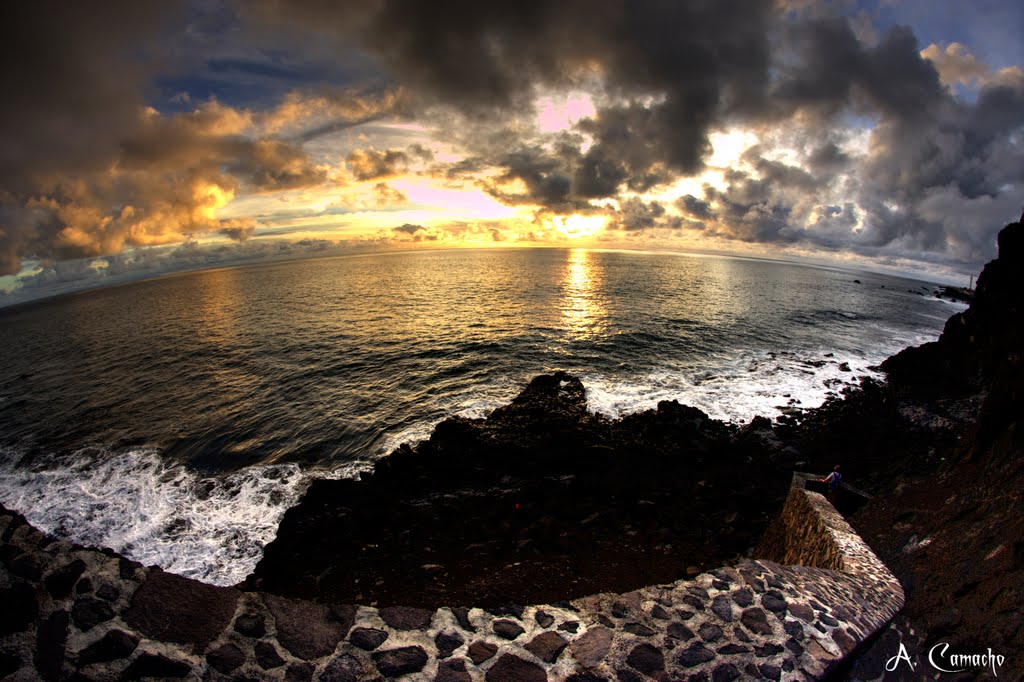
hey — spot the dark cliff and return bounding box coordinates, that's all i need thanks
[841,221,1024,679]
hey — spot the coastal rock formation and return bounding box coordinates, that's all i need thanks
[247,373,797,607]
[838,221,1024,680]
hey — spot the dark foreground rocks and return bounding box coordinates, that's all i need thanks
[247,372,803,607]
[837,221,1024,680]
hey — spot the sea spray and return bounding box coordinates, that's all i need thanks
[0,445,364,585]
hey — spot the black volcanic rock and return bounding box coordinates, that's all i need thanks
[124,569,238,650]
[829,221,1024,680]
[76,630,139,665]
[246,370,791,607]
[884,221,1024,394]
[0,583,37,635]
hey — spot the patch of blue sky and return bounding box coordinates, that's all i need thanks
[859,0,1023,69]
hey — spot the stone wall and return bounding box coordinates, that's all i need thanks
[0,476,903,681]
[756,473,850,571]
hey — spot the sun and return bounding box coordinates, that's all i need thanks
[554,213,606,239]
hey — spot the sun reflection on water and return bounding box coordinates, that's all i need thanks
[561,249,607,341]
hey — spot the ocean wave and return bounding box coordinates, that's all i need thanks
[0,446,364,586]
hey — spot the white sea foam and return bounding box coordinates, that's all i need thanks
[0,446,364,586]
[580,353,863,423]
[582,333,940,423]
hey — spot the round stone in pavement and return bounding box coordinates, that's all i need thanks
[71,598,115,632]
[372,646,428,677]
[788,602,814,622]
[624,622,655,636]
[206,643,246,674]
[525,631,568,663]
[667,622,695,640]
[626,643,664,676]
[320,654,364,682]
[121,653,191,680]
[234,613,267,638]
[711,663,741,682]
[762,594,787,615]
[468,641,498,665]
[124,569,239,650]
[732,589,754,607]
[569,626,612,669]
[256,641,286,670]
[76,629,139,665]
[535,610,555,628]
[677,643,715,667]
[44,559,86,599]
[350,627,389,651]
[435,631,464,658]
[698,623,724,642]
[264,595,355,660]
[755,642,784,657]
[285,662,315,682]
[740,608,773,635]
[485,654,547,682]
[493,619,525,640]
[711,595,734,621]
[437,658,473,682]
[452,607,475,632]
[717,644,749,655]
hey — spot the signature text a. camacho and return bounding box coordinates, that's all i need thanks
[886,641,1006,676]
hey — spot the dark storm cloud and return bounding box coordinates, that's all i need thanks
[773,20,947,119]
[0,2,184,193]
[0,2,392,275]
[676,195,713,221]
[806,142,852,173]
[256,0,1021,268]
[853,77,1024,259]
[487,148,574,209]
[347,148,409,181]
[2,0,1022,278]
[0,2,184,272]
[609,198,673,232]
[0,1,342,274]
[219,224,255,241]
[392,223,424,236]
[254,0,776,179]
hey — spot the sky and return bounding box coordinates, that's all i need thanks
[1,0,1022,303]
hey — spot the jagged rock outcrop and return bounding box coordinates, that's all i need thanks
[883,220,1024,394]
[247,372,802,607]
[840,221,1024,680]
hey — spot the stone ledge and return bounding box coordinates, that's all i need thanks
[0,476,903,680]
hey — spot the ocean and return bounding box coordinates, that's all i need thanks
[0,248,965,585]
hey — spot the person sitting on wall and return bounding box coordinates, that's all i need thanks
[820,465,842,503]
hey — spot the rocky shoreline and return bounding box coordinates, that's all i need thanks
[245,371,803,608]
